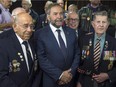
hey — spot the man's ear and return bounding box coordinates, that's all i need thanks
[29,4,32,8]
[91,21,94,27]
[12,23,18,32]
[47,14,50,21]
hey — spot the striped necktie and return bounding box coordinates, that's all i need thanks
[94,39,101,70]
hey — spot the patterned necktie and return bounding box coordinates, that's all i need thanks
[56,29,67,57]
[94,39,101,70]
[23,41,33,72]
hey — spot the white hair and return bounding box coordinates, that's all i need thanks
[11,7,26,19]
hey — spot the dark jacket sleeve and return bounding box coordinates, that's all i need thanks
[0,40,18,87]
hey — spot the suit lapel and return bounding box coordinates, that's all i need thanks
[28,40,36,60]
[62,27,70,58]
[62,26,69,49]
[103,35,111,50]
[10,33,24,56]
[47,26,65,56]
[10,32,29,74]
[89,34,95,68]
[28,41,37,75]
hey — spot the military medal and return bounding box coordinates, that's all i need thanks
[86,50,89,56]
[18,52,24,61]
[104,51,109,60]
[82,50,86,59]
[89,39,92,46]
[109,51,112,58]
[108,51,115,70]
[105,41,108,50]
[108,61,113,70]
[20,55,24,61]
[113,51,116,58]
[21,58,24,61]
[87,17,90,21]
[18,52,21,55]
[12,60,20,72]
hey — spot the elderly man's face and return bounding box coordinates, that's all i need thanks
[92,15,109,36]
[67,13,79,29]
[14,13,34,41]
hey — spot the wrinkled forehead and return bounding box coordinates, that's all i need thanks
[94,15,108,22]
[49,8,63,15]
[50,5,63,12]
[69,13,79,18]
[16,13,33,23]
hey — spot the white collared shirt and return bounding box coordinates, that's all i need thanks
[16,34,33,72]
[50,23,67,47]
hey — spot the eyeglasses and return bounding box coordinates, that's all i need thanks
[17,24,35,30]
[68,18,79,22]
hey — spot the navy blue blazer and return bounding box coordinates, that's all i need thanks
[78,33,116,87]
[0,29,14,39]
[35,25,80,87]
[0,30,40,87]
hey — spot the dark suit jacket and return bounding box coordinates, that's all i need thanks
[0,29,14,39]
[78,33,116,87]
[30,8,41,31]
[0,30,40,87]
[39,14,48,28]
[35,25,80,87]
[106,26,116,38]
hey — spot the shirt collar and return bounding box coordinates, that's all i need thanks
[76,29,78,33]
[95,33,106,41]
[50,23,63,33]
[15,33,28,44]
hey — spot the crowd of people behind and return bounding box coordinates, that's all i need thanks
[0,0,116,87]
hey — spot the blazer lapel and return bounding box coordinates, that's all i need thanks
[28,41,37,75]
[62,27,70,58]
[47,26,65,56]
[10,32,29,74]
[89,34,95,68]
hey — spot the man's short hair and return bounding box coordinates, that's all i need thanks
[93,11,109,21]
[46,3,63,15]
